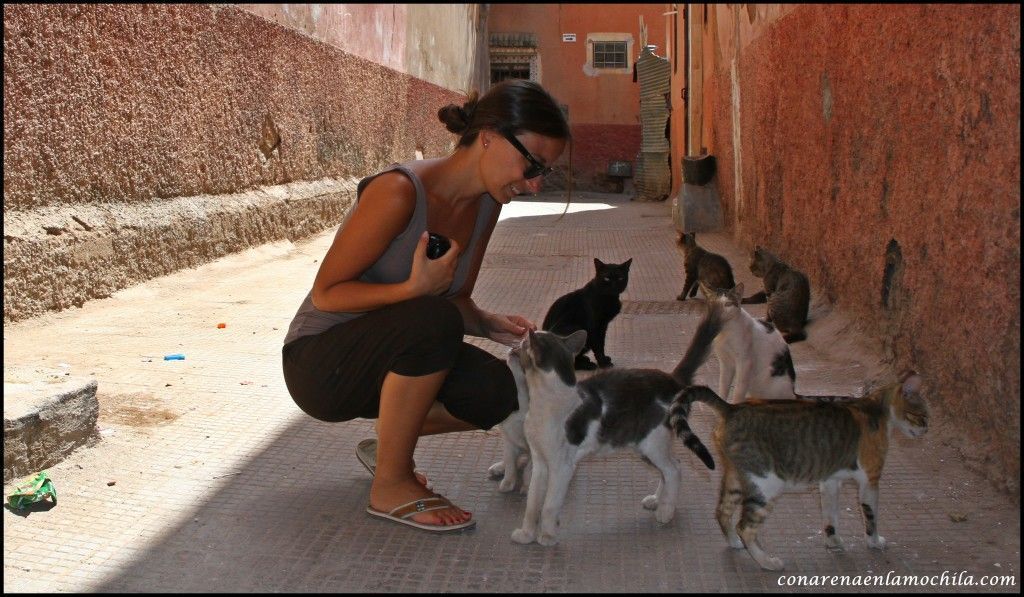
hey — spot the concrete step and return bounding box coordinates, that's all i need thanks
[3,365,99,483]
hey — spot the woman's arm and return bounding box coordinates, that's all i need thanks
[451,295,535,345]
[450,205,535,345]
[310,172,459,313]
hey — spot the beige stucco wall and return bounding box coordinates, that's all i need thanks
[3,4,487,322]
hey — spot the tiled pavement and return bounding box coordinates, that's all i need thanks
[3,191,1019,593]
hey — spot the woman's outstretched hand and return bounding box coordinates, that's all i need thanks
[483,313,537,346]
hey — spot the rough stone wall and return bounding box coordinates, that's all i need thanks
[708,5,1021,497]
[3,4,471,321]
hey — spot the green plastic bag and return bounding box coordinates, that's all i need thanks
[7,471,57,510]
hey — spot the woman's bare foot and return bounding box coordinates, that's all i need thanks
[369,474,472,527]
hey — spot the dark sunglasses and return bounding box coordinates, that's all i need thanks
[502,132,554,179]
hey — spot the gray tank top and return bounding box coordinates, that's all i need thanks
[283,163,497,345]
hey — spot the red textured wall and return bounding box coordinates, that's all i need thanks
[2,4,469,322]
[2,4,463,211]
[569,124,642,191]
[708,5,1020,496]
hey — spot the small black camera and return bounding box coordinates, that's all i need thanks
[426,232,451,260]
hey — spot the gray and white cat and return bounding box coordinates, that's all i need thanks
[507,329,716,546]
[698,282,796,402]
[669,371,928,571]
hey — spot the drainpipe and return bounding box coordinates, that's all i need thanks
[683,4,690,155]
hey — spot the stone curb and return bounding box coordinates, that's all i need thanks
[3,377,100,484]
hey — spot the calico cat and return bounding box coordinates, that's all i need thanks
[669,371,928,571]
[542,258,632,370]
[697,282,796,402]
[676,232,736,301]
[508,328,716,546]
[741,246,810,343]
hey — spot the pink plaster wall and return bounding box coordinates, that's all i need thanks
[702,4,1020,497]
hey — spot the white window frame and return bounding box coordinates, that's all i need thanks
[585,33,634,75]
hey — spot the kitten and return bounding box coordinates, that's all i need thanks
[669,371,928,571]
[542,258,632,369]
[698,282,796,402]
[741,246,811,343]
[509,328,716,546]
[676,232,736,301]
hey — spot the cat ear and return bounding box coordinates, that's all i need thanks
[623,258,633,269]
[731,282,744,300]
[594,258,605,269]
[564,329,588,355]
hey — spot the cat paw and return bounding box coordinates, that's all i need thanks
[487,461,505,480]
[675,293,687,301]
[824,535,846,551]
[756,555,785,571]
[498,478,518,493]
[655,507,676,524]
[511,528,535,544]
[575,359,598,371]
[596,357,613,369]
[867,535,887,550]
[537,533,559,547]
[727,535,745,549]
[641,495,659,510]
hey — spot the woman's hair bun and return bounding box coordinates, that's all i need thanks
[437,91,480,135]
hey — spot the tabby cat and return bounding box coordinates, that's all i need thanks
[676,232,736,301]
[741,246,810,343]
[542,258,632,370]
[669,371,928,571]
[508,328,716,546]
[698,282,796,402]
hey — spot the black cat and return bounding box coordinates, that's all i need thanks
[542,258,632,370]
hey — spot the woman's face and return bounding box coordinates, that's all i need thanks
[481,130,566,204]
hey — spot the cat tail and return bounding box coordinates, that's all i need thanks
[671,385,733,419]
[666,398,716,470]
[670,309,723,386]
[782,329,807,343]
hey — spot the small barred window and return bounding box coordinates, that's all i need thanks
[592,41,627,69]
